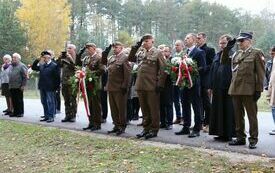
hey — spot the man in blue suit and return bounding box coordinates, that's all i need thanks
[32,51,60,123]
[175,33,206,137]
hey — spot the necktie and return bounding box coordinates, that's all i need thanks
[187,49,190,54]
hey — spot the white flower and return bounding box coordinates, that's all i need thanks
[133,64,138,71]
[88,78,92,82]
[171,57,181,65]
[185,58,193,64]
[75,79,79,82]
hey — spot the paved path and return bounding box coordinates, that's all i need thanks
[1,98,275,158]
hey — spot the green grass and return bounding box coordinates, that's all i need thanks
[0,120,274,173]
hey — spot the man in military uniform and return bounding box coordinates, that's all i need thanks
[129,34,167,139]
[102,42,131,135]
[81,43,105,131]
[228,32,265,149]
[57,44,78,122]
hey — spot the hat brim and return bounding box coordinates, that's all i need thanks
[236,36,250,40]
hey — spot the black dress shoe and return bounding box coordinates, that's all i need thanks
[145,132,157,139]
[4,111,12,115]
[3,109,8,113]
[175,127,190,135]
[90,126,101,131]
[214,136,223,141]
[188,131,200,138]
[165,125,172,130]
[17,114,23,117]
[132,117,139,121]
[249,143,257,149]
[160,124,167,129]
[61,118,75,123]
[108,128,119,134]
[136,131,149,138]
[83,125,93,131]
[46,118,54,123]
[9,114,18,117]
[228,139,246,146]
[40,116,45,118]
[40,118,49,122]
[116,129,125,136]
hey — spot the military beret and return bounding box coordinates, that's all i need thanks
[237,32,253,40]
[142,34,154,40]
[41,50,51,56]
[85,43,96,48]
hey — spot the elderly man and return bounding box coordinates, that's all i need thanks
[175,33,206,138]
[8,53,28,117]
[172,40,185,124]
[228,32,265,149]
[32,51,60,122]
[57,44,78,122]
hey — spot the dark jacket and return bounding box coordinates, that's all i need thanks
[264,59,272,90]
[199,44,215,87]
[189,47,206,87]
[32,59,60,91]
[209,51,232,90]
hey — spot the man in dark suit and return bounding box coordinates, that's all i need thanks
[175,33,206,137]
[197,32,215,132]
[32,51,60,123]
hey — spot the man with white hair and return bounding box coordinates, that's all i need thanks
[57,44,78,122]
[32,51,60,122]
[8,53,28,117]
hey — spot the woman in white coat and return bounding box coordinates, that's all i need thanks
[266,46,275,135]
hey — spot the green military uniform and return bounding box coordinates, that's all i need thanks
[86,53,105,128]
[133,47,167,134]
[228,47,265,145]
[58,54,77,120]
[106,52,131,132]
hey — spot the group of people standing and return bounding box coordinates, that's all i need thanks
[1,31,272,149]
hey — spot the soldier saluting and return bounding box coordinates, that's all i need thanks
[129,34,167,139]
[228,32,265,149]
[101,42,131,135]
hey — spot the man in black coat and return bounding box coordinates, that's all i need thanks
[175,33,206,137]
[197,32,216,132]
[32,51,60,123]
[160,46,174,130]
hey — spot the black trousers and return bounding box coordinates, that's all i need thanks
[201,87,211,125]
[10,88,24,115]
[101,89,108,120]
[181,82,202,132]
[55,88,61,111]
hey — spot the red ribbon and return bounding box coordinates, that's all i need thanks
[76,70,90,118]
[176,55,193,88]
